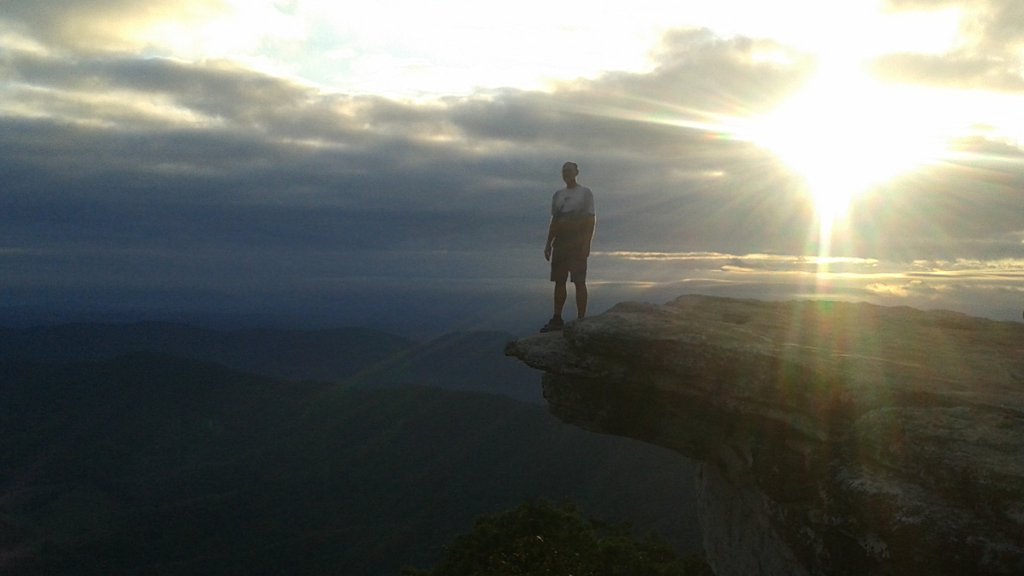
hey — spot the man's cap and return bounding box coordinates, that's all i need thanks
[562,161,579,172]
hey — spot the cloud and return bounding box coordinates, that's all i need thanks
[876,0,1024,91]
[959,0,1024,50]
[885,0,1024,44]
[871,52,1024,91]
[1,0,235,53]
[865,280,935,298]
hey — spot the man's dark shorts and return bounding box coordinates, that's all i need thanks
[550,248,588,284]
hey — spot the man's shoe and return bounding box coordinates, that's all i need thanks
[540,316,564,333]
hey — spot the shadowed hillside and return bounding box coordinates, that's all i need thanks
[1,352,700,575]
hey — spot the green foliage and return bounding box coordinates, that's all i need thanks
[406,501,712,576]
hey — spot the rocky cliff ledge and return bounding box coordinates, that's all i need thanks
[505,295,1024,576]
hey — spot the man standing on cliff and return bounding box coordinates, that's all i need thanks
[541,161,596,332]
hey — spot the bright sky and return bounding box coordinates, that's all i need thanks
[101,0,964,97]
[3,0,1024,329]
[50,0,1016,207]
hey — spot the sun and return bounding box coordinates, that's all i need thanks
[748,64,951,227]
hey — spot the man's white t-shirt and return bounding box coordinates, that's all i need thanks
[551,185,595,218]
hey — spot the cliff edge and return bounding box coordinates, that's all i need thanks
[505,295,1024,576]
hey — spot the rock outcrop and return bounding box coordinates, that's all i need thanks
[505,295,1024,575]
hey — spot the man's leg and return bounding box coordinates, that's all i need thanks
[541,280,569,332]
[553,281,568,318]
[574,280,588,319]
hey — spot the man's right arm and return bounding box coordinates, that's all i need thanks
[544,217,558,261]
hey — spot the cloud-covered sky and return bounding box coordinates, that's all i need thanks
[2,0,1023,335]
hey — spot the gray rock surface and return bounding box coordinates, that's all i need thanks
[505,295,1024,575]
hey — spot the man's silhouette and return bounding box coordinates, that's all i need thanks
[542,161,596,332]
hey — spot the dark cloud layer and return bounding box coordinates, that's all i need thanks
[2,7,1024,333]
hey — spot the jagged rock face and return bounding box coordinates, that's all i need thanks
[505,295,1024,576]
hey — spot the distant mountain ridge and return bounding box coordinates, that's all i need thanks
[349,330,544,403]
[0,322,414,382]
[0,322,543,402]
